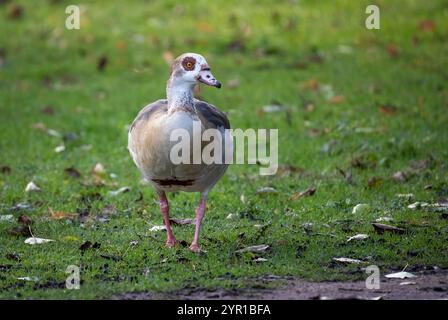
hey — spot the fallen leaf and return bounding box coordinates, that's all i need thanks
[352,204,371,214]
[379,105,397,115]
[64,167,81,179]
[41,105,54,115]
[347,234,369,242]
[376,216,393,222]
[409,159,430,171]
[289,186,316,201]
[0,165,11,175]
[92,162,106,175]
[63,132,78,142]
[8,226,32,237]
[17,277,39,282]
[196,22,213,32]
[0,214,14,222]
[169,218,195,225]
[32,122,47,131]
[24,237,55,245]
[328,95,346,104]
[385,271,417,279]
[372,223,405,234]
[7,4,23,20]
[54,145,65,153]
[46,129,61,138]
[332,257,363,264]
[97,55,108,71]
[18,214,33,226]
[386,43,399,59]
[49,207,76,220]
[418,20,436,32]
[235,244,270,253]
[299,78,319,91]
[25,181,41,192]
[256,187,277,195]
[396,193,415,201]
[407,202,429,210]
[79,241,101,251]
[367,177,382,188]
[149,225,166,232]
[276,164,305,177]
[261,104,284,113]
[108,186,130,196]
[6,253,21,262]
[79,241,92,251]
[10,202,32,212]
[392,171,408,182]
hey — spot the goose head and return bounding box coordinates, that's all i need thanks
[169,53,221,89]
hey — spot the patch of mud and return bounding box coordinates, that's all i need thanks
[114,270,448,300]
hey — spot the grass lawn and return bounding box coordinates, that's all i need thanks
[0,0,447,299]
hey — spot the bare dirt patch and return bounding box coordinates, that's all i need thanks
[114,270,448,300]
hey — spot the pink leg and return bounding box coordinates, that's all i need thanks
[159,192,176,248]
[190,195,207,252]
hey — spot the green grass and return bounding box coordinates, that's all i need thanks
[1,0,448,299]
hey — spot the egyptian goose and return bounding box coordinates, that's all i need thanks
[128,53,231,252]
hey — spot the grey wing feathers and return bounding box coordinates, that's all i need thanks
[129,99,168,134]
[195,100,230,129]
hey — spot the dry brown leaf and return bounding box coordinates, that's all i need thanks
[97,55,108,71]
[1,165,11,175]
[7,4,23,20]
[418,20,436,32]
[328,95,346,104]
[372,223,405,234]
[289,186,316,201]
[18,214,33,226]
[41,105,54,115]
[64,167,81,179]
[386,44,400,59]
[299,78,319,91]
[368,177,382,188]
[196,22,214,32]
[169,218,195,225]
[379,105,397,115]
[8,226,32,237]
[49,207,76,220]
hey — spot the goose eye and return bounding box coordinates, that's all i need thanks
[182,57,196,71]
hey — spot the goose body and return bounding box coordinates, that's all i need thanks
[128,99,230,193]
[127,53,231,251]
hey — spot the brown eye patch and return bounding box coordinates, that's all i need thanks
[182,56,196,71]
